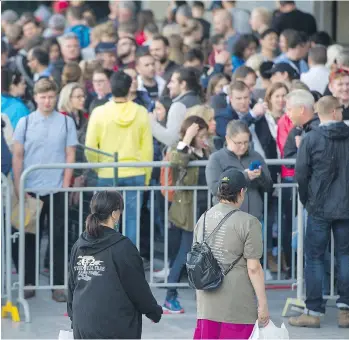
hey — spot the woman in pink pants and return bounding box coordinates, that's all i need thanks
[193,166,270,339]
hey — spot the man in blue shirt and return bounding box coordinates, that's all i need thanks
[12,78,78,302]
[27,47,51,82]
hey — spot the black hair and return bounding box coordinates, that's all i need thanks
[136,49,153,63]
[175,66,202,95]
[260,28,278,40]
[233,34,259,60]
[30,47,49,67]
[311,90,322,103]
[1,39,8,55]
[1,67,23,94]
[42,37,61,53]
[217,183,240,203]
[192,1,205,9]
[184,48,204,64]
[110,70,132,98]
[279,1,295,6]
[86,191,124,238]
[210,34,225,46]
[152,35,170,47]
[310,31,332,47]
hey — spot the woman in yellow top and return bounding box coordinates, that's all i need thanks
[85,71,153,246]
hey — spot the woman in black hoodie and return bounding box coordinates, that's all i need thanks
[67,191,163,339]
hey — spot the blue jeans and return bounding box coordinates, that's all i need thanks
[305,215,349,314]
[97,175,145,246]
[166,226,193,299]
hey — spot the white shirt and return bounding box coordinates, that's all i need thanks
[300,65,330,94]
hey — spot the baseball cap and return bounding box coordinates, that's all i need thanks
[259,61,274,79]
[2,10,19,24]
[268,62,300,80]
[95,42,117,54]
[218,169,247,195]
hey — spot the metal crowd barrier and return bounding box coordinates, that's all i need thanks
[1,174,20,321]
[14,160,337,322]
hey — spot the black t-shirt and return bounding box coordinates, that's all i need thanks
[144,83,159,100]
[271,9,317,35]
[343,105,349,121]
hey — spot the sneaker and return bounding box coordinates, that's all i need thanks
[162,297,184,314]
[338,309,349,328]
[289,313,320,328]
[153,267,171,279]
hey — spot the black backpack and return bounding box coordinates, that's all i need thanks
[186,209,242,291]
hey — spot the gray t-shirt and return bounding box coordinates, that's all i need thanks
[13,110,78,195]
[194,203,263,324]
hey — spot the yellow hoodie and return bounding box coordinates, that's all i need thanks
[85,101,153,184]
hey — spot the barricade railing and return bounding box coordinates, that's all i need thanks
[1,174,20,321]
[15,159,337,322]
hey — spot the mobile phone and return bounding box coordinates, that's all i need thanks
[249,160,262,171]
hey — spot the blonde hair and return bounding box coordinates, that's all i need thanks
[316,95,340,117]
[245,54,265,73]
[34,78,58,95]
[58,82,85,113]
[252,7,271,26]
[185,104,214,124]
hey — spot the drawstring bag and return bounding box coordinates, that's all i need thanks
[186,209,242,290]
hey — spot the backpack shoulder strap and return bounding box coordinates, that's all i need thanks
[205,209,238,243]
[223,253,243,275]
[24,115,29,144]
[65,114,68,148]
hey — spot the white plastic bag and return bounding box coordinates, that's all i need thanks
[249,320,289,339]
[58,330,74,339]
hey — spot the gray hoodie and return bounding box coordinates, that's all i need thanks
[205,147,273,220]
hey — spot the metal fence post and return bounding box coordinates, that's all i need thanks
[113,153,118,187]
[1,175,20,321]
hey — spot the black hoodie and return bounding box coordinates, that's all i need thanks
[295,121,349,220]
[67,227,162,339]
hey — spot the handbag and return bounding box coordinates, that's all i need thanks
[11,193,43,234]
[186,209,242,290]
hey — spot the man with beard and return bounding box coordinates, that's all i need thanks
[117,36,137,69]
[149,35,179,83]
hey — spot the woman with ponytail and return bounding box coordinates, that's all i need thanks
[67,191,162,339]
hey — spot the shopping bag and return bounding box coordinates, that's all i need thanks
[249,320,289,339]
[58,330,74,339]
[11,193,43,234]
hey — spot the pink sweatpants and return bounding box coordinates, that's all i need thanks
[193,319,254,339]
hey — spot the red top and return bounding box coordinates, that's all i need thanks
[135,31,146,46]
[277,114,295,178]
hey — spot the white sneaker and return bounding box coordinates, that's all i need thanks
[265,269,273,281]
[153,267,171,278]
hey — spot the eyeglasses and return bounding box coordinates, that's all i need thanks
[335,105,344,111]
[229,137,249,147]
[93,79,107,84]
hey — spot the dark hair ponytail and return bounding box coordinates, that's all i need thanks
[217,183,239,203]
[85,191,124,238]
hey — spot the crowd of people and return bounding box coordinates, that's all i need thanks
[1,0,349,336]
